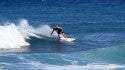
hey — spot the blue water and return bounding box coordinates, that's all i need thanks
[0,0,125,70]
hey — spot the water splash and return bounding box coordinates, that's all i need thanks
[0,19,56,49]
[0,23,29,48]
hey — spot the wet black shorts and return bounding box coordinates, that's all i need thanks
[57,30,64,34]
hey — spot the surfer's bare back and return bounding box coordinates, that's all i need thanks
[51,25,67,39]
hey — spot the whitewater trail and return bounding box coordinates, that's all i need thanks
[0,19,56,49]
[0,23,29,48]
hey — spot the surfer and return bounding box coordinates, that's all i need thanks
[51,25,67,39]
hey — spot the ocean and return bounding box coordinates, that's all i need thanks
[0,0,125,70]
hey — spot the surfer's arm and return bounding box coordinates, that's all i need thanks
[51,29,54,35]
[51,27,57,35]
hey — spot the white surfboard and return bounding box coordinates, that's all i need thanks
[60,37,75,42]
[36,33,75,42]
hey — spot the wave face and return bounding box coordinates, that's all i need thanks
[0,19,57,49]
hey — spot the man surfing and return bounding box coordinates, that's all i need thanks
[51,25,67,39]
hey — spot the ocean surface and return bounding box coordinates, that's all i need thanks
[0,0,125,70]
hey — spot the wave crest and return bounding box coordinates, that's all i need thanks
[0,19,55,49]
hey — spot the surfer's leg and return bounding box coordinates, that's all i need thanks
[57,30,61,39]
[62,33,67,38]
[58,34,60,39]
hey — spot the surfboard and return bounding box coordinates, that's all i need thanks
[60,37,75,42]
[36,33,75,42]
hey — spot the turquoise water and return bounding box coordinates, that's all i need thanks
[0,0,125,70]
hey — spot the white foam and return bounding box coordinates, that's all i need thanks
[23,61,125,70]
[41,64,125,70]
[0,19,58,49]
[36,24,57,37]
[0,23,29,48]
[17,19,41,39]
[0,59,125,70]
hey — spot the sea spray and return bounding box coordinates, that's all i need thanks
[17,19,41,39]
[0,19,58,49]
[17,19,58,38]
[36,24,57,37]
[0,23,29,48]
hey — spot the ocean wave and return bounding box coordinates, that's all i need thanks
[0,23,29,48]
[0,19,57,49]
[41,63,125,70]
[1,61,125,70]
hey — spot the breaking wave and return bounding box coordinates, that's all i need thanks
[0,19,56,49]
